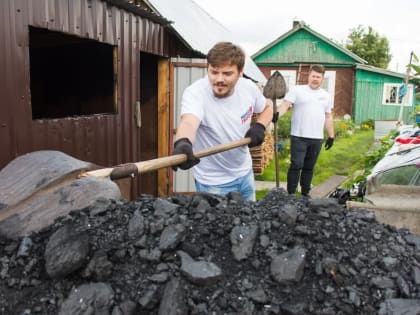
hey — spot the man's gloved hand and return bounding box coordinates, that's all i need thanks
[172,138,200,171]
[272,112,279,123]
[325,137,334,150]
[245,122,266,147]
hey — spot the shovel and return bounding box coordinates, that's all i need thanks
[80,138,252,180]
[263,71,287,188]
[0,138,252,239]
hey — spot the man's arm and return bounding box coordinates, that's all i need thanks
[255,99,274,128]
[324,112,334,138]
[175,113,200,143]
[276,99,291,118]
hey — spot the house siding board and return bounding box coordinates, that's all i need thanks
[0,0,183,199]
[354,69,410,124]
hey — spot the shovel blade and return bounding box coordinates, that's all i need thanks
[263,71,287,100]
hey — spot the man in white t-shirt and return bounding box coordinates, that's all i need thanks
[172,42,273,201]
[276,64,335,197]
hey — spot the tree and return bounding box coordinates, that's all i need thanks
[408,52,420,92]
[345,25,392,69]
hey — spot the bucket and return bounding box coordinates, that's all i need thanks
[274,143,283,152]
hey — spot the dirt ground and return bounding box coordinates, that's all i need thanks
[1,188,420,314]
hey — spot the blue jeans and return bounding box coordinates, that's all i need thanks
[287,136,323,195]
[194,170,256,202]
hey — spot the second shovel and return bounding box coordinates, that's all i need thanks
[263,71,287,188]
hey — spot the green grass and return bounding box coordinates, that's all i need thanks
[255,129,375,199]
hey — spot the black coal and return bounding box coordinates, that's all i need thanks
[1,189,420,315]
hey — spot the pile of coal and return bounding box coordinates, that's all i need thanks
[1,189,420,315]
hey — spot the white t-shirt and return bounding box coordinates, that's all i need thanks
[284,85,333,139]
[181,76,266,185]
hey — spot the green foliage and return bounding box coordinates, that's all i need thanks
[345,25,391,69]
[408,107,420,127]
[360,118,375,130]
[342,131,397,189]
[363,133,395,170]
[409,53,420,74]
[333,119,356,138]
[256,128,375,189]
[276,111,292,139]
[312,129,374,183]
[257,117,401,200]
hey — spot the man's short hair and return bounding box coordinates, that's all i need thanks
[207,42,245,72]
[309,64,325,74]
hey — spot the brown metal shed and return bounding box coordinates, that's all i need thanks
[0,0,202,199]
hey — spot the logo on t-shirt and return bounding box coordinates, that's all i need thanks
[241,106,253,124]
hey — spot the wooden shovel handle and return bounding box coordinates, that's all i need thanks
[80,138,251,180]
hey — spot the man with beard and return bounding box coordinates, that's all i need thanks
[172,41,273,201]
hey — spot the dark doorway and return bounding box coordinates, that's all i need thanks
[139,52,158,195]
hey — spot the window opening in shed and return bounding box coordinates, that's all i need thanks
[29,26,117,119]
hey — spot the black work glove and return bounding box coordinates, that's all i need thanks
[172,138,200,171]
[272,112,279,123]
[325,137,334,150]
[245,122,266,148]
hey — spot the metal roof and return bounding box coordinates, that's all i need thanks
[104,0,171,25]
[145,0,267,83]
[356,64,407,79]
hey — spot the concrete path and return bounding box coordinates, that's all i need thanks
[310,175,347,198]
[255,174,347,198]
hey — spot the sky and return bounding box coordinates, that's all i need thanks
[193,0,420,73]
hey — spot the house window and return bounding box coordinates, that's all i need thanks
[29,26,117,119]
[382,83,413,106]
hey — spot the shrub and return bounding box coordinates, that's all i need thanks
[333,118,355,138]
[364,136,394,170]
[343,130,396,189]
[277,114,360,140]
[360,118,374,130]
[276,111,292,139]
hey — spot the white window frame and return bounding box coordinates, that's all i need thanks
[382,83,413,106]
[272,70,297,89]
[322,71,336,106]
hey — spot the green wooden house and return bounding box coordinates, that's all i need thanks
[252,21,415,125]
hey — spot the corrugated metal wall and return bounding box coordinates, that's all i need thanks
[171,58,207,193]
[0,0,174,197]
